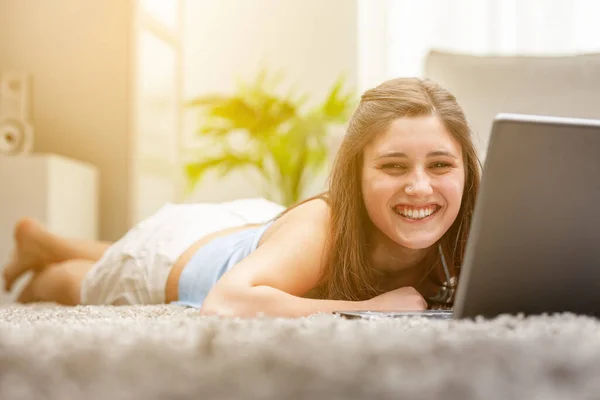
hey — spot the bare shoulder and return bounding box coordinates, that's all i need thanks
[212,197,331,297]
[259,197,331,246]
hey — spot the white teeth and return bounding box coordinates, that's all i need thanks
[395,206,437,220]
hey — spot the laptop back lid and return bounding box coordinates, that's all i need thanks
[454,113,600,319]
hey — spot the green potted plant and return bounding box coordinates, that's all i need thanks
[184,70,356,206]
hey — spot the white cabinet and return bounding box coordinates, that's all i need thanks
[0,154,98,303]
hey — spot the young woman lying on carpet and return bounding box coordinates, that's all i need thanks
[2,77,481,317]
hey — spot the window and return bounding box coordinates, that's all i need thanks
[131,0,183,223]
[358,0,600,91]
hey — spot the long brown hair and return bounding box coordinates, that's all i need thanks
[313,77,481,301]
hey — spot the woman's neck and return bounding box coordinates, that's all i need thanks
[367,228,431,271]
[366,226,437,291]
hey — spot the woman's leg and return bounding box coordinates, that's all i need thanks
[3,218,113,292]
[16,259,94,305]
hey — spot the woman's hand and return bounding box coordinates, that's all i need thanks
[362,286,428,311]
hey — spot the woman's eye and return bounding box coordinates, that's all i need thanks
[382,163,405,170]
[431,162,452,169]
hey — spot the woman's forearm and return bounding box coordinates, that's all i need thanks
[200,285,370,318]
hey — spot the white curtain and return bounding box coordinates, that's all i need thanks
[358,0,600,91]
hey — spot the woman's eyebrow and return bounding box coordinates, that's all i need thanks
[427,150,457,159]
[376,150,458,159]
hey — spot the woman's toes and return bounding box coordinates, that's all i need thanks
[3,218,50,293]
[2,260,20,292]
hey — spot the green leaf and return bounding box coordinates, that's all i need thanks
[183,69,358,205]
[319,76,356,122]
[184,152,265,193]
[195,124,231,137]
[185,94,229,108]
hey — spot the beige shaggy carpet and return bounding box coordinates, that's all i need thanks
[1,304,600,400]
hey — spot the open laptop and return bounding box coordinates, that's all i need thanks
[335,113,600,320]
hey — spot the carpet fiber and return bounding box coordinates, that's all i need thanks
[1,304,600,400]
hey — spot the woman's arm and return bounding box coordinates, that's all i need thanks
[202,284,427,317]
[200,199,354,317]
[200,199,426,318]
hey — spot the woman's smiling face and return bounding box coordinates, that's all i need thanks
[361,115,465,250]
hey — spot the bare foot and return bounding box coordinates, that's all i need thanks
[2,218,61,292]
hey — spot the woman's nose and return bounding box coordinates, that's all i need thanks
[405,170,433,195]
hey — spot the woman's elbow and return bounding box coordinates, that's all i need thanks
[199,285,253,317]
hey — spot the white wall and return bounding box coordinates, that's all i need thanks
[0,0,359,242]
[0,0,132,241]
[182,0,358,203]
